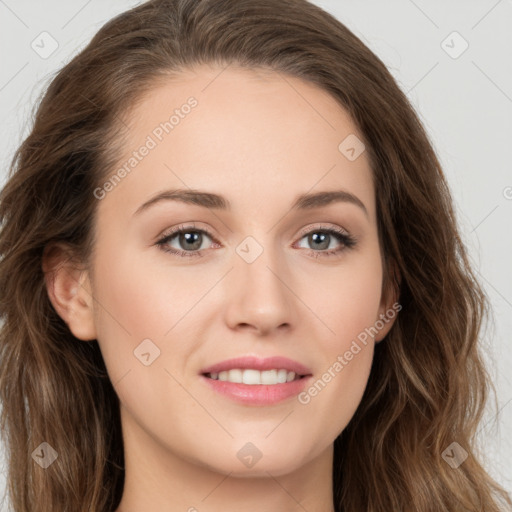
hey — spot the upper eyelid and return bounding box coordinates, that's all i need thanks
[295,224,350,238]
[159,224,216,242]
[159,223,350,240]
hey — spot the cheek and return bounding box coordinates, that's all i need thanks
[89,243,174,386]
[300,249,382,428]
[298,323,376,445]
[90,240,213,403]
[311,249,384,343]
[90,249,196,433]
[92,244,184,341]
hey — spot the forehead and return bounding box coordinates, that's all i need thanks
[99,64,375,222]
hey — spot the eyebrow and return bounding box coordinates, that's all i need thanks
[133,188,368,218]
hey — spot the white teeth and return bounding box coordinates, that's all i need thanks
[208,369,300,385]
[228,369,243,383]
[242,369,261,385]
[277,369,287,383]
[261,369,277,384]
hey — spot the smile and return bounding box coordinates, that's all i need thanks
[205,368,304,385]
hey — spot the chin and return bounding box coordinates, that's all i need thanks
[198,450,309,478]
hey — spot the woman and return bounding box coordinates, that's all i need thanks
[0,0,510,510]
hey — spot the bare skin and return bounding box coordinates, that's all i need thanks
[44,64,398,512]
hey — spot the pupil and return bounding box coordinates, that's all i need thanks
[310,232,329,250]
[181,232,201,250]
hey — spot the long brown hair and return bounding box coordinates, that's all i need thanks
[1,0,510,510]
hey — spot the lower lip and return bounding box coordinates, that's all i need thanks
[200,374,312,406]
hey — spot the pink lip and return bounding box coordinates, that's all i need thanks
[199,355,312,376]
[199,355,313,406]
[200,374,312,406]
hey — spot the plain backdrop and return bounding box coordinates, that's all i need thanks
[0,0,511,509]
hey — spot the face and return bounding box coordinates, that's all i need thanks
[62,64,397,477]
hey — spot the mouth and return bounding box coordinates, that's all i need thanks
[199,356,313,406]
[203,368,308,385]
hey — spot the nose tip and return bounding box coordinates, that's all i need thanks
[223,249,297,335]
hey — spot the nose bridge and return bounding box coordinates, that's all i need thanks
[236,232,287,298]
[224,232,296,332]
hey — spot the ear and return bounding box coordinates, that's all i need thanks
[42,243,97,341]
[374,259,401,343]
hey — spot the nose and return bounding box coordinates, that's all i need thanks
[223,242,298,336]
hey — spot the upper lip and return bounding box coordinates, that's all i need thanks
[200,356,312,376]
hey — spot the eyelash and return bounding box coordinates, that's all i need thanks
[155,224,357,259]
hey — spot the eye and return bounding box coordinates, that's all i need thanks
[155,224,357,259]
[156,224,217,258]
[294,226,357,258]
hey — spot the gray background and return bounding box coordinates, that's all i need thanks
[0,0,511,509]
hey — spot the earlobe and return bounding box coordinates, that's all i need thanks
[42,243,97,341]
